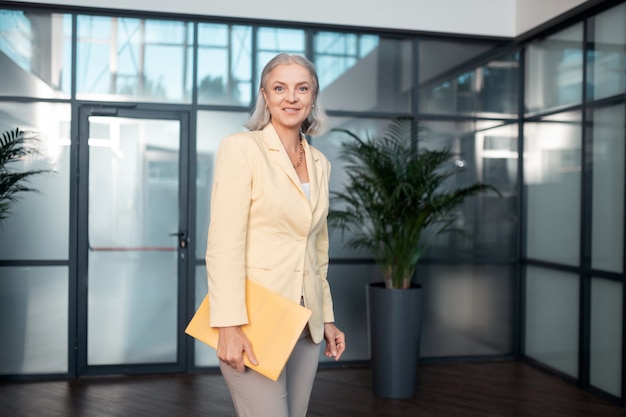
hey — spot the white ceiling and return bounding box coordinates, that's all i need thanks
[15,0,590,38]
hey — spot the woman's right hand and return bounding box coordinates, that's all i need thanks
[217,326,258,372]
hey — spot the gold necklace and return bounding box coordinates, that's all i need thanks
[292,139,304,168]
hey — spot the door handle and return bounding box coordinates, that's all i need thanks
[169,232,188,249]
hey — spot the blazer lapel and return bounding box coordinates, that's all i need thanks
[262,124,308,199]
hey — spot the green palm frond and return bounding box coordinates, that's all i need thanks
[0,128,52,225]
[328,117,501,289]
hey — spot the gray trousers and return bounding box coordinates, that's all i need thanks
[219,326,322,417]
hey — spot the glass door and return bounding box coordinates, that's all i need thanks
[76,107,190,375]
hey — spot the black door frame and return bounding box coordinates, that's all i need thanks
[72,105,192,377]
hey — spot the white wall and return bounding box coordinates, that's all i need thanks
[15,0,591,38]
[516,0,589,35]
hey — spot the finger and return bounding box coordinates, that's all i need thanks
[334,339,345,361]
[244,343,258,366]
[324,344,335,358]
[326,338,338,358]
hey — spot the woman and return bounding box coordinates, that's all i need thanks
[205,53,346,417]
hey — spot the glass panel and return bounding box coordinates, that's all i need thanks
[587,3,626,101]
[481,53,519,117]
[418,40,503,115]
[194,264,219,366]
[418,120,518,259]
[315,34,412,113]
[525,266,579,377]
[0,10,70,98]
[195,111,250,260]
[590,277,622,397]
[0,102,70,260]
[419,264,514,358]
[256,27,305,82]
[321,117,517,260]
[317,116,391,259]
[319,264,375,362]
[591,104,624,272]
[76,15,193,103]
[524,111,581,266]
[87,116,180,365]
[197,24,252,106]
[0,266,68,375]
[525,24,583,114]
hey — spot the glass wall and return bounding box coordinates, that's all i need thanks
[525,266,579,377]
[590,104,624,273]
[525,23,584,114]
[2,1,625,404]
[590,277,622,397]
[75,15,193,102]
[522,2,626,403]
[524,111,582,266]
[0,10,70,98]
[419,120,518,259]
[587,3,626,101]
[0,3,515,378]
[197,24,252,106]
[0,102,71,261]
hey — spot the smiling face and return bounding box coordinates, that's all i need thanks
[261,63,315,136]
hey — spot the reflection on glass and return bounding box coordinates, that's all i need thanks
[0,266,68,374]
[591,105,624,273]
[195,111,249,259]
[524,112,581,266]
[525,23,583,114]
[481,53,519,116]
[318,117,517,260]
[317,116,391,259]
[587,3,626,100]
[314,32,378,91]
[418,40,508,116]
[87,117,180,365]
[0,9,70,98]
[0,102,70,260]
[418,120,518,259]
[419,264,514,358]
[525,266,579,378]
[76,15,193,103]
[197,24,252,105]
[590,277,622,397]
[256,27,305,82]
[421,53,520,117]
[316,35,412,113]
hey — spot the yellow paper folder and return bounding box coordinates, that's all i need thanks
[185,280,312,381]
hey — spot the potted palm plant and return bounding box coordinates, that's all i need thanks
[328,116,500,398]
[0,127,51,226]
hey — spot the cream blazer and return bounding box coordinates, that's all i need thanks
[206,123,334,344]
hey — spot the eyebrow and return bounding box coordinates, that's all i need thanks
[270,80,311,86]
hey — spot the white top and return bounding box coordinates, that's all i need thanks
[302,182,310,199]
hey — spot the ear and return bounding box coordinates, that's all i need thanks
[261,88,268,106]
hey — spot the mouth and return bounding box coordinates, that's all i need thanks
[283,107,300,113]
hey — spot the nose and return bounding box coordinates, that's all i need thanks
[287,89,297,102]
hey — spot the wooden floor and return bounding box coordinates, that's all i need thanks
[1,361,625,417]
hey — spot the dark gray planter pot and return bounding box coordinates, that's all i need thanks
[367,282,423,398]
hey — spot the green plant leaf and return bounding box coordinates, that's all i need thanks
[0,128,53,226]
[328,117,501,289]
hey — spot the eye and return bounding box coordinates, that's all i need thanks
[298,85,310,92]
[274,85,284,92]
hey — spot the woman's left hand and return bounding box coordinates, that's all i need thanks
[323,323,345,361]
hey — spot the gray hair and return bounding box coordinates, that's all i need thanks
[245,53,328,136]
